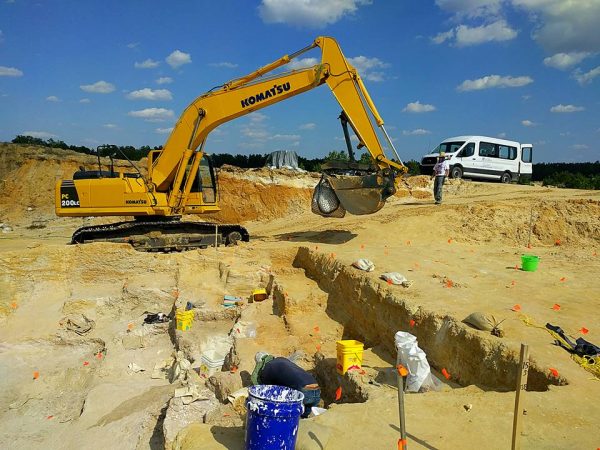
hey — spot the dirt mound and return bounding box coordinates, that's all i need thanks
[449,199,600,247]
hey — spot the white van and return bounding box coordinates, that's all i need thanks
[420,136,533,183]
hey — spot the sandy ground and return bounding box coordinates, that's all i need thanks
[1,144,599,449]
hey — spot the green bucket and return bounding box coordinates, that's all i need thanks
[521,254,540,272]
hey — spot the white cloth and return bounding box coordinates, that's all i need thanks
[433,159,449,176]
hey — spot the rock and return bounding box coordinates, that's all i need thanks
[162,393,219,449]
[464,403,473,412]
[206,372,242,403]
[2,226,13,233]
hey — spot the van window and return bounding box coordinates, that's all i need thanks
[433,141,465,154]
[498,145,517,160]
[479,142,495,157]
[458,143,475,157]
[522,147,532,163]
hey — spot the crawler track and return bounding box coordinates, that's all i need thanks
[71,219,249,252]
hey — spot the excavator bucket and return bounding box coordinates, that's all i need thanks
[312,164,396,217]
[327,172,394,215]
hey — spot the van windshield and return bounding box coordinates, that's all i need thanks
[432,141,465,154]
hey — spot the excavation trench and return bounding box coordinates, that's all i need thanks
[289,246,561,393]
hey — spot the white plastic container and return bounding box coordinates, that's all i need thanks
[199,351,225,378]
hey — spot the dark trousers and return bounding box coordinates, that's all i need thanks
[434,176,446,202]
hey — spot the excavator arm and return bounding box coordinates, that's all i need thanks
[151,36,406,209]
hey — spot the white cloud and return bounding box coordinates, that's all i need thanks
[572,144,589,150]
[288,57,318,70]
[435,0,503,19]
[299,122,316,130]
[433,20,517,46]
[46,95,60,102]
[550,104,585,113]
[521,119,535,127]
[156,77,173,85]
[80,80,115,94]
[543,52,591,70]
[348,56,390,82]
[498,132,507,138]
[22,131,57,139]
[402,101,436,113]
[522,94,532,100]
[249,112,267,123]
[432,29,455,44]
[128,108,174,121]
[573,65,600,86]
[126,88,172,101]
[258,0,372,28]
[166,50,191,68]
[402,129,431,135]
[512,0,600,53]
[79,98,91,104]
[103,123,117,129]
[134,58,160,69]
[270,133,300,140]
[457,74,533,91]
[455,20,517,46]
[0,66,23,77]
[155,127,174,134]
[127,42,140,49]
[209,62,238,68]
[0,30,4,44]
[241,127,269,140]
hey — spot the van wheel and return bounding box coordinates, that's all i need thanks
[501,172,512,184]
[451,166,463,179]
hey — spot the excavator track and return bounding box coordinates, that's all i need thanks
[70,219,249,252]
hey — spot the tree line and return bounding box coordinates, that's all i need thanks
[10,135,599,189]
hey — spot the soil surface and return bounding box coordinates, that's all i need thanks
[1,144,599,449]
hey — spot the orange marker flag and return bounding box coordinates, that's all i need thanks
[552,304,561,311]
[511,304,521,312]
[313,326,320,333]
[360,244,365,250]
[96,352,103,359]
[33,371,40,380]
[593,251,597,257]
[560,277,566,282]
[527,244,532,249]
[445,279,454,288]
[447,238,453,244]
[10,302,18,309]
[127,323,134,331]
[316,344,321,352]
[47,415,54,420]
[580,327,589,335]
[335,386,342,401]
[409,319,416,328]
[396,364,409,377]
[406,240,411,246]
[398,438,407,450]
[555,239,561,246]
[549,368,559,378]
[83,361,89,366]
[387,279,393,286]
[330,252,335,259]
[442,368,451,379]
[514,264,519,270]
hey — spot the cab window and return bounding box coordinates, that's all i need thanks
[522,147,532,163]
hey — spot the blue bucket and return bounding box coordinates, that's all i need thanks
[245,385,304,450]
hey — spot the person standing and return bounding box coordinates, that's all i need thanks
[432,152,449,205]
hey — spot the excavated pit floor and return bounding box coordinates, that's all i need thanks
[1,148,599,449]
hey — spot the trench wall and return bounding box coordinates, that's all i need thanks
[293,247,560,392]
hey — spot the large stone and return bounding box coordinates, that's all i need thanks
[206,372,242,403]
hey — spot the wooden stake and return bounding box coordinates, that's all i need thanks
[397,365,408,449]
[526,206,534,248]
[511,343,529,450]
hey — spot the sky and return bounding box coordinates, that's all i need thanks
[0,0,599,163]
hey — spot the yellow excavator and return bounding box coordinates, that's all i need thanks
[55,36,407,251]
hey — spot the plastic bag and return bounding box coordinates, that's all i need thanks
[381,272,413,287]
[352,258,375,272]
[394,331,437,392]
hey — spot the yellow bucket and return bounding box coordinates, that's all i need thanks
[176,310,194,331]
[336,340,364,375]
[252,288,268,302]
